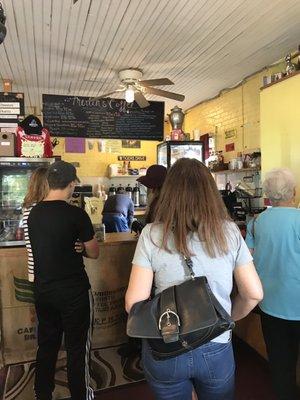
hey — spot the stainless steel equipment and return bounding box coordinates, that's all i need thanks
[0,157,56,247]
[70,185,93,208]
[157,141,204,168]
[168,106,185,130]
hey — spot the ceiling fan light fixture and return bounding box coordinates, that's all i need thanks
[125,86,135,103]
[88,68,184,106]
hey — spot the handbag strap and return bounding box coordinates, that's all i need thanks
[183,256,195,279]
[158,255,195,343]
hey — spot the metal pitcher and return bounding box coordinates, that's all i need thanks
[168,106,185,130]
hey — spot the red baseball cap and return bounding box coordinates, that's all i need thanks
[137,165,167,189]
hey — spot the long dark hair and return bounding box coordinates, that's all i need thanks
[153,158,231,258]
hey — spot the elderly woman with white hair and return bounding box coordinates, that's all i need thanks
[246,168,300,400]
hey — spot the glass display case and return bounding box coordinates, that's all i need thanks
[0,157,56,247]
[157,141,204,168]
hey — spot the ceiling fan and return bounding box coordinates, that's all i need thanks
[88,68,185,108]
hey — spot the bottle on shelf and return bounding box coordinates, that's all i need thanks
[108,184,116,196]
[97,184,107,200]
[95,223,106,242]
[102,184,108,200]
[125,184,133,199]
[117,183,125,193]
[285,53,296,75]
[218,151,224,165]
[122,161,128,175]
[99,223,106,242]
[225,181,232,193]
[133,184,140,207]
[236,152,243,169]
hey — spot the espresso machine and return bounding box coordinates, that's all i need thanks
[70,185,93,208]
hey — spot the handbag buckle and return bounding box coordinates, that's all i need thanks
[159,308,181,343]
[158,309,181,330]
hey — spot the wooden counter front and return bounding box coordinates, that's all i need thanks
[0,233,138,366]
[99,232,137,245]
[234,312,267,359]
[85,233,137,349]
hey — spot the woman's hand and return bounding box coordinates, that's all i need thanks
[75,241,84,253]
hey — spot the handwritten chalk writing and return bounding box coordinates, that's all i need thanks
[43,94,164,140]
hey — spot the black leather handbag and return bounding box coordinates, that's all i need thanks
[127,256,235,360]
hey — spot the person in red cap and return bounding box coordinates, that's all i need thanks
[137,164,167,224]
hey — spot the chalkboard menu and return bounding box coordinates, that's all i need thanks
[42,94,164,140]
[0,92,24,130]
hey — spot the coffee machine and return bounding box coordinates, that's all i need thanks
[70,185,93,208]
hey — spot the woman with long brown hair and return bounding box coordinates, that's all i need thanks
[126,158,263,400]
[23,167,49,282]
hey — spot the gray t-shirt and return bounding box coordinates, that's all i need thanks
[132,222,252,342]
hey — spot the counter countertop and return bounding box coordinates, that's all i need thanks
[0,232,138,251]
[98,232,138,246]
[134,209,146,216]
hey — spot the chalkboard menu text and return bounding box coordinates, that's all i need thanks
[42,94,164,140]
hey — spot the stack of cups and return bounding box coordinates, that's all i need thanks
[193,129,200,141]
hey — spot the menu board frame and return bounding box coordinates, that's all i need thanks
[42,94,164,141]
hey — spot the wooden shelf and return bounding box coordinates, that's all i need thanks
[260,70,300,91]
[108,174,143,178]
[212,167,260,174]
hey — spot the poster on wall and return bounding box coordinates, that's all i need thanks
[122,140,141,148]
[104,139,122,154]
[65,137,86,153]
[224,128,237,140]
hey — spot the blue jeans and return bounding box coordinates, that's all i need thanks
[102,214,129,233]
[142,340,235,400]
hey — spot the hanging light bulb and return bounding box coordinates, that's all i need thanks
[125,85,135,103]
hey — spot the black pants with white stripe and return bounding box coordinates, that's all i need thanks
[34,286,94,400]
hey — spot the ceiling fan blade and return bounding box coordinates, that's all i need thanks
[73,0,79,4]
[139,78,174,86]
[134,91,150,108]
[145,87,185,101]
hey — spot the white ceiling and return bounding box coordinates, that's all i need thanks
[0,0,300,116]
